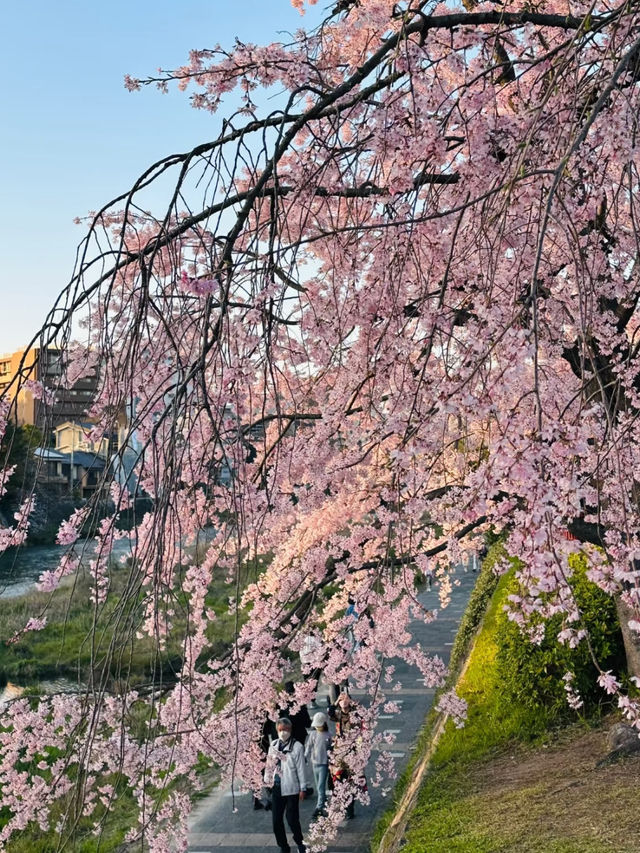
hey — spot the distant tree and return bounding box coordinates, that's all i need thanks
[0,423,42,514]
[1,0,640,849]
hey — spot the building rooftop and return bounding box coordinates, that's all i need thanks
[34,447,106,468]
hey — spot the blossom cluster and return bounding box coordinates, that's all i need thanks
[2,0,640,848]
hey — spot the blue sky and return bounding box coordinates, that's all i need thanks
[0,1,325,353]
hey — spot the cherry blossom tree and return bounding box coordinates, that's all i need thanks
[2,0,640,848]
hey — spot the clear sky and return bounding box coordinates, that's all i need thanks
[0,0,324,354]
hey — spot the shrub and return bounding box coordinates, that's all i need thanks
[495,553,625,717]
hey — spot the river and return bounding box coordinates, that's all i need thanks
[0,538,134,599]
[0,526,216,599]
[0,678,83,707]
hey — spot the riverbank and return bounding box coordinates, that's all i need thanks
[0,541,241,687]
[0,543,242,852]
[399,719,640,852]
[0,565,175,686]
[375,551,633,852]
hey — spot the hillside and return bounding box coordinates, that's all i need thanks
[400,722,640,852]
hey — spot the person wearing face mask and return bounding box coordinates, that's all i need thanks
[264,718,307,853]
[279,681,314,799]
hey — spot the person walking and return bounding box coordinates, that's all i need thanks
[281,681,312,747]
[280,681,314,798]
[253,716,276,810]
[264,717,307,853]
[305,712,332,818]
[329,690,353,737]
[328,692,361,819]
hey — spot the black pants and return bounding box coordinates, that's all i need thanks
[271,783,303,852]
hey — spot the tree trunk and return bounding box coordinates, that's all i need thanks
[615,595,640,680]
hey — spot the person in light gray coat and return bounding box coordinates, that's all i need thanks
[305,711,332,817]
[264,717,307,853]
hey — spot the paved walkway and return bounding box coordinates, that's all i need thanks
[188,568,477,852]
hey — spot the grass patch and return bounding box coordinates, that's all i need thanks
[0,548,254,687]
[0,566,184,687]
[433,570,556,768]
[400,726,640,852]
[394,555,629,852]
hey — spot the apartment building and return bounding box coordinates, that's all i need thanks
[0,346,98,433]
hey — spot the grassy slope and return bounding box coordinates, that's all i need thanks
[397,573,639,853]
[432,573,555,767]
[401,723,640,852]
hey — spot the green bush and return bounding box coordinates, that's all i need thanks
[495,553,625,717]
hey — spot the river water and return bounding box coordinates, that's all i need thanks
[0,677,86,707]
[0,538,133,599]
[0,525,216,598]
[0,529,214,698]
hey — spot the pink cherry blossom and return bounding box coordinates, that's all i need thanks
[2,0,640,847]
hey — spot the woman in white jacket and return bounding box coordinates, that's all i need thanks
[264,717,307,853]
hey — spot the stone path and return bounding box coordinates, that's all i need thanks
[188,568,477,852]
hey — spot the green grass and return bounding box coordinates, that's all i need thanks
[0,548,260,851]
[389,558,628,853]
[400,763,623,853]
[399,722,640,853]
[432,571,555,768]
[0,567,181,686]
[0,549,253,688]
